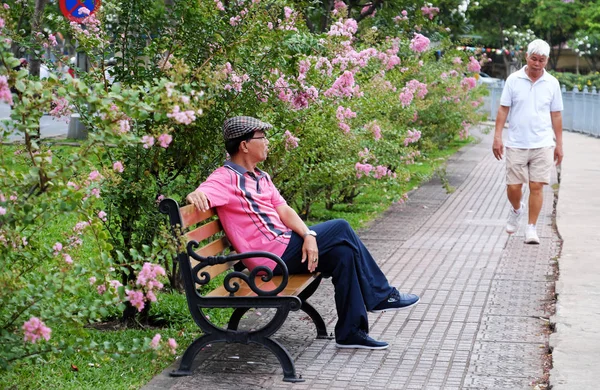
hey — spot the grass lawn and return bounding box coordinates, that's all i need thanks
[0,136,473,389]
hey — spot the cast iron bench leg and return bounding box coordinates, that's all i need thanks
[227,307,250,330]
[300,301,333,339]
[170,333,221,377]
[260,337,305,382]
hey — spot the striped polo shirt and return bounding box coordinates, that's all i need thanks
[198,161,292,271]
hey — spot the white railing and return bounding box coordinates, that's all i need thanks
[484,82,600,137]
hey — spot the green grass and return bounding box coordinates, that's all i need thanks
[0,137,473,389]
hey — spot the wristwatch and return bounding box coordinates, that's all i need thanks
[303,230,317,238]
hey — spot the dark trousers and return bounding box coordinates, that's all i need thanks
[279,219,393,342]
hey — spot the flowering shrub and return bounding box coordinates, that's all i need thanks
[0,0,484,370]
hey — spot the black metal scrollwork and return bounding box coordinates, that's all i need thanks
[185,239,290,296]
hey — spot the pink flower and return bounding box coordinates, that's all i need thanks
[284,130,299,150]
[324,71,360,98]
[53,242,63,256]
[167,106,196,125]
[98,210,107,221]
[365,121,382,140]
[420,5,439,20]
[467,56,481,73]
[0,207,5,215]
[3,4,9,9]
[142,135,155,149]
[136,263,166,292]
[151,333,161,349]
[401,10,408,16]
[404,129,422,146]
[158,133,173,148]
[0,76,13,106]
[109,280,123,290]
[22,317,52,344]
[118,119,130,134]
[88,170,102,181]
[399,90,414,107]
[452,57,463,64]
[78,7,91,16]
[338,122,351,133]
[89,277,97,285]
[355,162,373,179]
[214,0,225,11]
[168,338,178,354]
[113,161,124,173]
[461,77,477,90]
[63,253,73,264]
[267,22,273,29]
[146,290,157,302]
[409,33,430,53]
[97,284,107,295]
[126,290,146,312]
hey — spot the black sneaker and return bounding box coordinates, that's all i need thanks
[335,330,389,350]
[370,288,420,313]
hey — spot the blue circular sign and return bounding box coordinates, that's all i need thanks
[59,0,101,23]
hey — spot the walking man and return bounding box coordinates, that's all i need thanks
[493,39,564,244]
[186,116,420,350]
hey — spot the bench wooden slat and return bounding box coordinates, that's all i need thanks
[185,220,223,243]
[195,236,230,258]
[180,204,214,229]
[206,274,320,297]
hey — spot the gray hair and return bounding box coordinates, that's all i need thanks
[527,39,550,57]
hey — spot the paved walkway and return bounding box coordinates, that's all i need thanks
[144,125,560,390]
[550,131,600,389]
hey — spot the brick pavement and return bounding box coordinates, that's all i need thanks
[144,125,557,390]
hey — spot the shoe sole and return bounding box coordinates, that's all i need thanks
[335,343,389,350]
[524,239,540,245]
[369,297,420,313]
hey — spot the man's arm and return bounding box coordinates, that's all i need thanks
[551,111,564,165]
[276,205,319,273]
[493,105,510,160]
[186,189,210,211]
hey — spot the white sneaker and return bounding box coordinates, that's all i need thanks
[506,202,524,234]
[524,224,540,244]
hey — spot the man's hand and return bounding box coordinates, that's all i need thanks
[492,137,504,160]
[186,190,210,212]
[301,236,319,273]
[555,144,564,166]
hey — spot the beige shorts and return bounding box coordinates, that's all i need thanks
[506,147,554,185]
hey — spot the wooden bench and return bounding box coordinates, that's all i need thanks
[159,198,332,382]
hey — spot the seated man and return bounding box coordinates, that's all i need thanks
[186,116,419,350]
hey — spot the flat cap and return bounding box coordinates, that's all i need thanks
[223,116,273,141]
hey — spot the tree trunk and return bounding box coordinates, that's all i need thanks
[29,0,49,78]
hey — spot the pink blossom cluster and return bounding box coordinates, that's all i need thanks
[290,86,319,110]
[70,8,103,42]
[397,193,409,205]
[298,59,311,80]
[22,317,51,344]
[358,147,371,162]
[394,10,409,23]
[400,150,421,165]
[364,121,382,140]
[460,121,471,140]
[157,133,173,148]
[409,33,430,53]
[324,71,361,98]
[452,57,463,65]
[360,5,376,18]
[280,7,299,31]
[332,0,347,16]
[314,57,333,76]
[49,97,72,120]
[377,40,401,70]
[404,129,422,146]
[399,80,428,108]
[214,0,225,11]
[113,161,124,173]
[223,62,250,93]
[421,5,440,20]
[126,262,167,311]
[284,130,299,150]
[327,19,358,38]
[98,210,107,222]
[332,48,378,71]
[467,56,481,73]
[461,77,477,90]
[167,105,196,125]
[336,105,356,133]
[0,75,13,105]
[355,163,395,179]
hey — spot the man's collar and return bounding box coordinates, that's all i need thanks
[518,65,549,81]
[224,160,266,179]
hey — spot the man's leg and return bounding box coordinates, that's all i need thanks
[507,184,524,209]
[527,182,544,225]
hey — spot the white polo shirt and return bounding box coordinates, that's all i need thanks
[500,66,563,149]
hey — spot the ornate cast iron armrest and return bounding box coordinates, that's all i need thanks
[187,240,289,297]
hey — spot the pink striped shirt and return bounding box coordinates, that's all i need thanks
[198,161,291,271]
